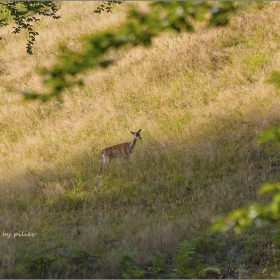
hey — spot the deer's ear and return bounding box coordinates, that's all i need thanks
[138,129,141,133]
[130,131,134,135]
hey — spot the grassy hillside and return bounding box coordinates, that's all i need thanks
[1,1,280,278]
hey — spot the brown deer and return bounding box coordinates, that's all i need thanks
[98,129,142,174]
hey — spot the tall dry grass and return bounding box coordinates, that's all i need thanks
[1,1,280,278]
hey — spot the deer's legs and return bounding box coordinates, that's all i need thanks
[98,156,111,175]
[98,162,105,174]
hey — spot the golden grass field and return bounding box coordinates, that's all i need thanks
[1,1,280,278]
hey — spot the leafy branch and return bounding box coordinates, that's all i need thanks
[211,183,280,233]
[0,1,60,54]
[22,1,236,101]
[94,1,123,14]
[212,74,280,233]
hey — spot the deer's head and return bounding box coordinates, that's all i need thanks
[131,129,142,140]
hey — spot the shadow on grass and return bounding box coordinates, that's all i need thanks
[1,106,280,278]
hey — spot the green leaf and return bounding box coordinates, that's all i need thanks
[258,182,280,195]
[267,71,280,89]
[257,125,280,146]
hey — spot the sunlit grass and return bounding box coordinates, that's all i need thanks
[1,1,280,278]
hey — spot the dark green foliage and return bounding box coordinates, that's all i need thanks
[208,3,235,27]
[24,252,59,277]
[17,232,275,278]
[146,252,168,278]
[171,240,204,278]
[107,241,209,279]
[94,1,123,14]
[23,249,101,278]
[0,1,60,54]
[113,251,145,279]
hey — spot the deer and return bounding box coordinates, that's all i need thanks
[98,129,142,174]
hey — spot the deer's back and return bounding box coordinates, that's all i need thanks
[102,142,130,158]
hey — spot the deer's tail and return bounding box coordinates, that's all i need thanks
[100,150,104,159]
